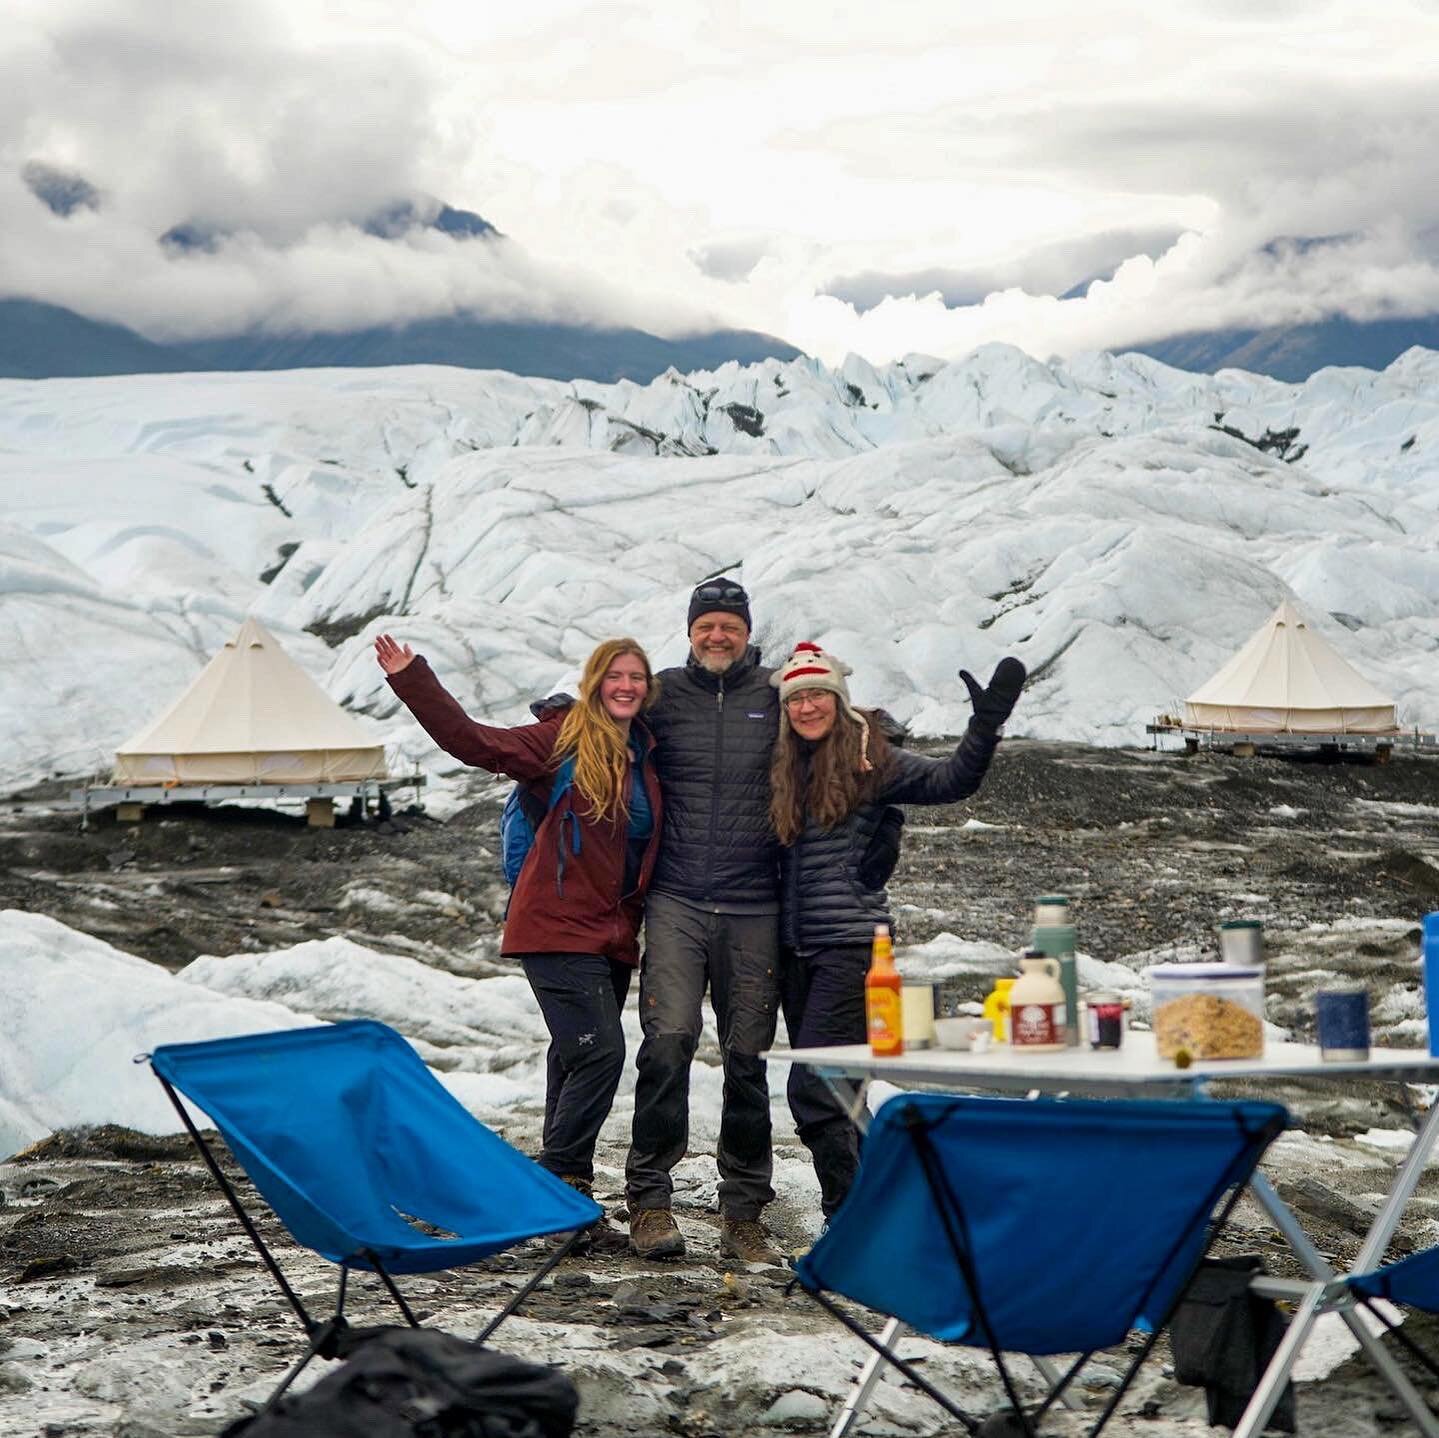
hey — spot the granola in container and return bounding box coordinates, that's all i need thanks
[1147,962,1265,1060]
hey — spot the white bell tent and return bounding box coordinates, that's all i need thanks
[1182,602,1398,735]
[114,618,387,784]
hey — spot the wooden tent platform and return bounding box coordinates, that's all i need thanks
[1146,719,1437,760]
[70,775,424,830]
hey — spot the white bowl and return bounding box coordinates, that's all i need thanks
[933,1016,990,1051]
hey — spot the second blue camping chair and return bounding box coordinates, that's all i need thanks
[793,1091,1288,1437]
[1349,1246,1439,1415]
[149,1020,601,1407]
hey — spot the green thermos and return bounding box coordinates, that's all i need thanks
[1032,894,1079,1047]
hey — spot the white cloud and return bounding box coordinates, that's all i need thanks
[4,0,1439,361]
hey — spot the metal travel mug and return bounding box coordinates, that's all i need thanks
[1219,919,1264,966]
[1315,985,1370,1061]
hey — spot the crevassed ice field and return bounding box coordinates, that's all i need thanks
[4,342,1439,799]
[7,346,1439,1433]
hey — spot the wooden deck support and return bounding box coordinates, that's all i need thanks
[305,798,336,828]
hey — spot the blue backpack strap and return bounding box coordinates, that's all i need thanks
[547,753,578,815]
[500,753,578,894]
[550,754,580,895]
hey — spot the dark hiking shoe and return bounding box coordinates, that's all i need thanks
[718,1217,784,1267]
[628,1207,686,1260]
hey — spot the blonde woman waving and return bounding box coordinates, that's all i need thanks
[378,634,662,1228]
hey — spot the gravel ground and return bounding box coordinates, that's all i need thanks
[6,738,1439,1434]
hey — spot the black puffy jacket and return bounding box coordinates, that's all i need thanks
[779,719,1000,951]
[647,645,780,906]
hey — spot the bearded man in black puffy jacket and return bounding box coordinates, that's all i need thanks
[624,578,785,1265]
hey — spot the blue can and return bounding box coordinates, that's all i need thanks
[1315,986,1370,1061]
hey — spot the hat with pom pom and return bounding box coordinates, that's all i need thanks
[771,642,873,769]
[772,642,855,708]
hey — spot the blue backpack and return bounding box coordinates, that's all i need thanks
[500,754,578,886]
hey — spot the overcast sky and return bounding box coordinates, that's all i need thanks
[5,0,1439,363]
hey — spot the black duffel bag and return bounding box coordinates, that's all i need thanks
[223,1327,579,1438]
[1169,1255,1295,1433]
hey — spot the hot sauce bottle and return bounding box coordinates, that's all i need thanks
[866,923,904,1056]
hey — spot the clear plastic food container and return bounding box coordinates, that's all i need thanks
[1147,963,1265,1060]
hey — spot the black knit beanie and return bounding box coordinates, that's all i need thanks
[686,578,752,631]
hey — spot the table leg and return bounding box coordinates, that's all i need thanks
[1325,1096,1439,1438]
[1240,1094,1439,1437]
[813,1072,874,1134]
[1353,1091,1439,1274]
[812,1071,885,1438]
[829,1316,902,1438]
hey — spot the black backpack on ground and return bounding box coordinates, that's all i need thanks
[222,1327,579,1438]
[1170,1256,1295,1433]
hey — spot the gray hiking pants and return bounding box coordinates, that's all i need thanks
[624,894,779,1220]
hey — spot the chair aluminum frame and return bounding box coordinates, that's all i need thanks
[153,1070,581,1416]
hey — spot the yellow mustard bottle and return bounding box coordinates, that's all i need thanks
[983,977,1015,1042]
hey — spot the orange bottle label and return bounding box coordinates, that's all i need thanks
[867,985,904,1056]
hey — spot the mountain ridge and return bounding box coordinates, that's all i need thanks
[0,298,801,384]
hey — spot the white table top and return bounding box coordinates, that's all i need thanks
[768,1034,1439,1095]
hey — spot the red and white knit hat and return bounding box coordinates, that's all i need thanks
[772,642,854,707]
[771,642,873,769]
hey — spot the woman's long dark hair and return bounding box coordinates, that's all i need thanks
[769,709,894,844]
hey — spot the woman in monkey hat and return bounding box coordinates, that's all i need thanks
[770,641,1025,1220]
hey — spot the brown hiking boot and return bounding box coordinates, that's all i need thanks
[628,1207,686,1260]
[718,1216,783,1267]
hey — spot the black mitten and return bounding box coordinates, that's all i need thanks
[959,657,1027,734]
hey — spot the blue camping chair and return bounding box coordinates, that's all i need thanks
[149,1020,601,1406]
[792,1092,1289,1437]
[1349,1248,1439,1407]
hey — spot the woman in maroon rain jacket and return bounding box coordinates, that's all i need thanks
[377,633,663,1214]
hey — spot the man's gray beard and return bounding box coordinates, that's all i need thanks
[694,650,737,675]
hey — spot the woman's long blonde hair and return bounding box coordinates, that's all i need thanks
[552,638,657,821]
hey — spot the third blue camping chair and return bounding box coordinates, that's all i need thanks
[1349,1246,1439,1408]
[792,1091,1289,1437]
[148,1020,601,1409]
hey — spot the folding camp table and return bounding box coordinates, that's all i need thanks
[772,1034,1439,1438]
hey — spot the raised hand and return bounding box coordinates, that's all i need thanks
[374,633,416,675]
[959,656,1027,735]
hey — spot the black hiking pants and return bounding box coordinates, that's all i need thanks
[780,943,867,1218]
[519,952,632,1183]
[625,894,779,1220]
